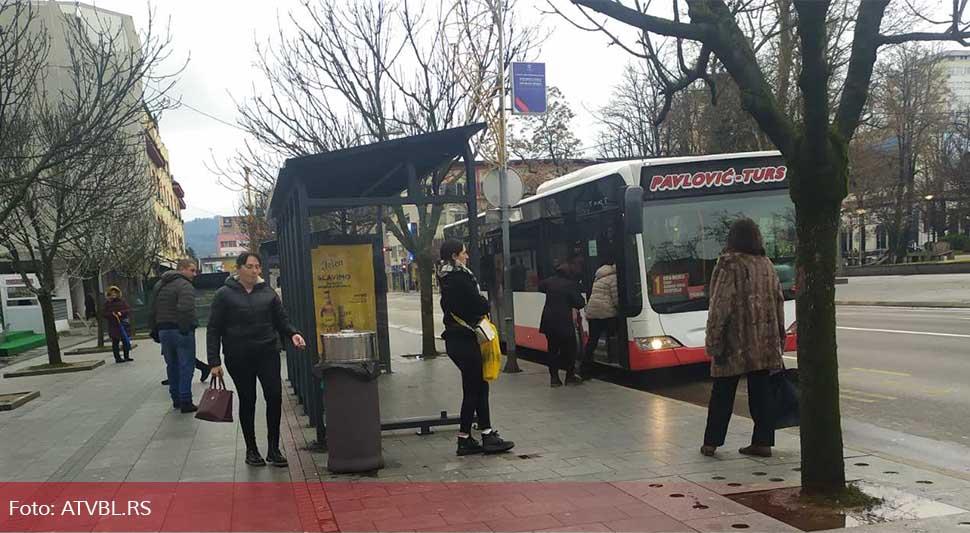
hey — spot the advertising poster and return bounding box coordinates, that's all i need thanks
[311,243,377,353]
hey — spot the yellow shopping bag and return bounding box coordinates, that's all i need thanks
[479,317,502,382]
[452,314,502,382]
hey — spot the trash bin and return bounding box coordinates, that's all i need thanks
[317,330,384,473]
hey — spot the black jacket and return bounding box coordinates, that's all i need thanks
[206,276,300,367]
[539,270,586,338]
[438,262,490,341]
[149,271,197,334]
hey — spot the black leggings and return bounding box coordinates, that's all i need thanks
[582,318,616,370]
[703,370,775,447]
[227,351,283,451]
[111,338,130,361]
[445,334,491,435]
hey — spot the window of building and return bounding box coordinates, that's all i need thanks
[220,240,237,248]
[222,218,233,228]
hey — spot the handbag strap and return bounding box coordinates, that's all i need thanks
[209,376,226,390]
[451,313,477,331]
[451,313,490,329]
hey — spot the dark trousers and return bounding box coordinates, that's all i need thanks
[227,351,283,452]
[703,370,775,447]
[581,318,615,374]
[111,338,130,361]
[445,335,491,435]
[546,333,577,378]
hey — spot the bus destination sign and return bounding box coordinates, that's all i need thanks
[640,157,788,200]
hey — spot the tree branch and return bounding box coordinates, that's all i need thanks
[794,0,833,147]
[684,0,797,155]
[570,0,712,41]
[835,0,889,141]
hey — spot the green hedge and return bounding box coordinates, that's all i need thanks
[945,233,970,252]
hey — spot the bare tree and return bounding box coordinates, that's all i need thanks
[595,63,672,158]
[0,1,49,218]
[231,0,543,358]
[929,108,970,235]
[555,0,970,494]
[509,86,581,172]
[72,200,161,347]
[0,4,179,365]
[873,44,948,259]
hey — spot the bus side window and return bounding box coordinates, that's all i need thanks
[510,223,541,292]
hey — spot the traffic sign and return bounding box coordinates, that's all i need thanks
[482,168,523,208]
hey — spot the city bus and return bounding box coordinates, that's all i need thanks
[444,151,798,371]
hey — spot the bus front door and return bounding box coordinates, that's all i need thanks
[576,211,628,369]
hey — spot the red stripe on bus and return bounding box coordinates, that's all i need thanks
[512,326,797,372]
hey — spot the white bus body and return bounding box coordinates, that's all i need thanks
[446,151,797,371]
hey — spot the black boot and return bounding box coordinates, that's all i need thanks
[266,448,288,468]
[481,431,515,454]
[246,448,266,467]
[180,403,198,414]
[550,373,563,388]
[456,436,484,456]
[565,373,583,386]
[199,365,211,383]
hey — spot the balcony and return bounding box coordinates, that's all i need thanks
[145,136,166,169]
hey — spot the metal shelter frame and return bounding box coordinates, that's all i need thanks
[267,123,485,447]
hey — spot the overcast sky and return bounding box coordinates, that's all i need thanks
[84,0,642,221]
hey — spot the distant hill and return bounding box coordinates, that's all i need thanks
[184,216,219,257]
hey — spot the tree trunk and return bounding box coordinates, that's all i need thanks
[38,290,63,366]
[791,157,847,495]
[417,254,438,358]
[86,277,106,348]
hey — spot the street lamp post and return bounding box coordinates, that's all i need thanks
[494,0,520,372]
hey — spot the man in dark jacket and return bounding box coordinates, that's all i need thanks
[208,252,305,467]
[149,258,201,412]
[539,257,586,387]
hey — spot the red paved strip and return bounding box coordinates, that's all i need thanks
[280,384,336,532]
[1,481,759,531]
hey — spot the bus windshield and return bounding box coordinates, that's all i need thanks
[642,190,796,314]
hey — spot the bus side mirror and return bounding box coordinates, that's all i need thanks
[623,186,643,235]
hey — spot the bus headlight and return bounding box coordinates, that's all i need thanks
[786,322,797,335]
[635,336,682,351]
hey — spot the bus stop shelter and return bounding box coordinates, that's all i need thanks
[267,123,485,447]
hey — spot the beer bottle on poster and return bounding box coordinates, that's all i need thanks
[320,291,338,333]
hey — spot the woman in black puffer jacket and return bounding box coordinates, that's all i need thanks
[208,252,306,468]
[438,240,514,456]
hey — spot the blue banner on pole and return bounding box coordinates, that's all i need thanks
[511,62,546,115]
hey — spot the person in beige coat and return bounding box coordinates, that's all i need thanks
[579,254,619,378]
[701,218,786,458]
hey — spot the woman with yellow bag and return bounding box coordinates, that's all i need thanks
[438,240,515,456]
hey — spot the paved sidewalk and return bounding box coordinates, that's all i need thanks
[2,330,970,532]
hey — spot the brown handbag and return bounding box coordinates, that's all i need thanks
[196,376,234,423]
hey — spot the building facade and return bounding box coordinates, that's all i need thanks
[216,216,249,257]
[146,111,186,271]
[1,2,156,327]
[940,49,970,111]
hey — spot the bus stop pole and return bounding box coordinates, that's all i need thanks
[496,0,518,369]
